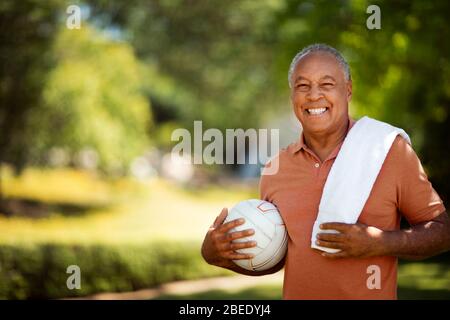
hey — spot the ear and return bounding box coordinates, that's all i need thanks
[347,80,353,102]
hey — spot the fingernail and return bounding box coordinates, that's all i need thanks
[320,224,324,229]
[322,253,327,257]
[239,218,245,223]
[315,240,320,245]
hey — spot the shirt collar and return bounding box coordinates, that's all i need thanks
[290,117,356,155]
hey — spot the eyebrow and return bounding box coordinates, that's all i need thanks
[320,75,336,82]
[294,76,309,83]
[294,75,336,83]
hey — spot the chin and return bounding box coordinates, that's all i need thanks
[305,125,331,136]
[301,119,332,134]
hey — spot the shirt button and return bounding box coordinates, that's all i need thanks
[314,163,320,168]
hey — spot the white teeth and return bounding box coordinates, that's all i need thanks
[307,107,327,115]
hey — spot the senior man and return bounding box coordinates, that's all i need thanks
[201,44,450,299]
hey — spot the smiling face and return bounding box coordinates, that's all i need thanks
[290,52,352,137]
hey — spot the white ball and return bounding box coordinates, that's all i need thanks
[224,199,288,271]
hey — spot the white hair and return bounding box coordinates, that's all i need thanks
[288,43,351,88]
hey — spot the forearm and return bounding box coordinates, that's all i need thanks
[379,212,450,260]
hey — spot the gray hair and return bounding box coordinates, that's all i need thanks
[288,43,351,88]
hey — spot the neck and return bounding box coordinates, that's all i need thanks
[303,118,349,162]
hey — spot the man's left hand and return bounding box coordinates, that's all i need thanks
[316,222,385,259]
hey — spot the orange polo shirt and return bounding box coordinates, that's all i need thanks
[260,119,446,299]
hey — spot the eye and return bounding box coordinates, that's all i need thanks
[296,83,310,90]
[321,83,334,87]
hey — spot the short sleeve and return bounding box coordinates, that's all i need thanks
[259,162,271,201]
[394,136,446,225]
[259,152,282,202]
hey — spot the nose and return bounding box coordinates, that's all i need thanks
[307,84,323,101]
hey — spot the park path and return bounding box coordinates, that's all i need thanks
[69,271,284,300]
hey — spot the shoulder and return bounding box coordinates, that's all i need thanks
[386,135,418,165]
[383,135,427,185]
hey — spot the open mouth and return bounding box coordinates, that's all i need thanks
[305,107,329,115]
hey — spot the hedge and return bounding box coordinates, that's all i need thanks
[0,241,228,299]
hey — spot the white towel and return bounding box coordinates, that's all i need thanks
[311,116,411,253]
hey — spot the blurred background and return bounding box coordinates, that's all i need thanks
[0,0,449,299]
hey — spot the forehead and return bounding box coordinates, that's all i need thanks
[293,52,345,80]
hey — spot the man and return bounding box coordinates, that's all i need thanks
[201,44,450,299]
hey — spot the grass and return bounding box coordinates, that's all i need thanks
[0,166,257,245]
[154,261,450,300]
[0,166,448,299]
[155,284,283,300]
[397,261,450,299]
[0,166,252,298]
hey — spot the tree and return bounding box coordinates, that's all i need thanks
[271,0,450,202]
[89,0,283,131]
[0,0,66,197]
[0,1,152,207]
[28,25,152,173]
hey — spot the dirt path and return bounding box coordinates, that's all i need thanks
[70,271,284,300]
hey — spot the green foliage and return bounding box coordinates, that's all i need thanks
[0,241,228,299]
[91,0,284,132]
[1,1,449,300]
[0,0,66,171]
[88,1,450,202]
[2,1,449,194]
[27,25,152,172]
[0,168,243,299]
[271,0,450,201]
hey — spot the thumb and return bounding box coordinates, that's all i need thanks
[212,208,228,228]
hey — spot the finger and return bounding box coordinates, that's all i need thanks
[212,208,228,228]
[223,252,254,260]
[217,217,246,233]
[231,241,257,250]
[220,240,257,251]
[320,222,351,232]
[316,232,346,242]
[315,240,344,250]
[217,228,255,242]
[321,251,349,259]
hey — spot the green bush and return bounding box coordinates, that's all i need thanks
[0,241,228,299]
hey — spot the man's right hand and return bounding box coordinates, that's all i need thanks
[201,207,257,269]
